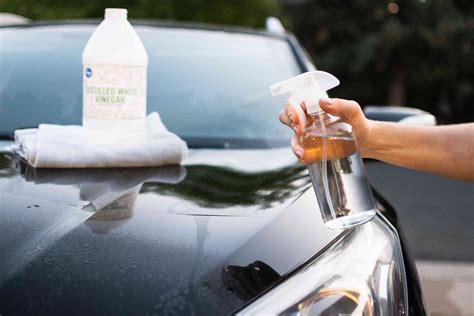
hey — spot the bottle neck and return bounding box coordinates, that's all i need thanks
[105,8,127,20]
[309,111,340,126]
[305,111,352,137]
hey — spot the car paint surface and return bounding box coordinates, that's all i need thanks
[0,148,343,314]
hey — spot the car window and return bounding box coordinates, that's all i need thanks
[0,25,300,147]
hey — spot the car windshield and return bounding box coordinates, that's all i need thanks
[0,24,301,148]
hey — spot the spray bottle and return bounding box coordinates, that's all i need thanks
[270,71,376,229]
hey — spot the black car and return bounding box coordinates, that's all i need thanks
[0,19,427,315]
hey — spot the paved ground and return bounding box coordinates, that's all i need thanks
[416,261,474,316]
[366,162,473,262]
[366,162,474,315]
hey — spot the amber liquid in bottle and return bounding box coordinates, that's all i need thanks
[299,135,357,163]
[300,113,376,229]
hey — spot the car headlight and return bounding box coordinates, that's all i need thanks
[237,216,408,315]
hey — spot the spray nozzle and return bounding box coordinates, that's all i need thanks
[270,71,340,114]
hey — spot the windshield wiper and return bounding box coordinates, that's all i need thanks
[183,137,287,149]
[0,126,38,140]
[0,134,289,148]
[0,134,14,140]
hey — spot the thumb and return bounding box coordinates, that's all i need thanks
[319,98,363,124]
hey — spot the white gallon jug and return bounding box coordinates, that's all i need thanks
[82,8,148,142]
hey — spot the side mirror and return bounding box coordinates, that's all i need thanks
[363,105,437,126]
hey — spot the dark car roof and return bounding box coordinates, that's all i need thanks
[0,18,289,40]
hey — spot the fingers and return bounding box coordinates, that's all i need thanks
[279,106,305,163]
[279,108,299,134]
[285,102,305,134]
[291,134,305,163]
[279,103,303,134]
[279,109,291,126]
[319,98,363,124]
[285,103,300,134]
[279,103,306,163]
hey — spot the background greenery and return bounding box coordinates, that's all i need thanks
[1,0,472,122]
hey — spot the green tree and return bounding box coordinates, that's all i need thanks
[0,0,281,28]
[284,0,474,122]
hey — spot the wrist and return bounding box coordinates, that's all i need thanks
[360,120,381,159]
[362,120,401,160]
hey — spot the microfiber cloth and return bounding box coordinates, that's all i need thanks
[6,112,188,168]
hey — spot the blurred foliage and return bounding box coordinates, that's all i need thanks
[284,0,474,122]
[0,0,281,28]
[1,0,472,122]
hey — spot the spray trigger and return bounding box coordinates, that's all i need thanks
[270,71,339,115]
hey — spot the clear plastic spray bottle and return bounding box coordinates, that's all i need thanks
[270,71,376,229]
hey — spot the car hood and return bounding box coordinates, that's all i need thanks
[0,147,342,315]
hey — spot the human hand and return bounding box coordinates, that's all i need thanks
[278,98,372,162]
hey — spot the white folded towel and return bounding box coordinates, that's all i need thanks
[7,112,188,168]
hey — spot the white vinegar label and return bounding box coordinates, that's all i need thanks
[83,64,146,121]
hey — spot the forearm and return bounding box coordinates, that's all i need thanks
[363,121,474,181]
